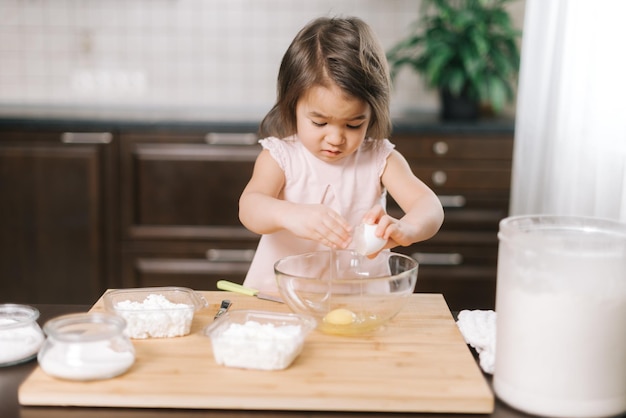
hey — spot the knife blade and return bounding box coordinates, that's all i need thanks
[217,280,284,303]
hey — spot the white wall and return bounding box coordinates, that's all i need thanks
[0,0,524,119]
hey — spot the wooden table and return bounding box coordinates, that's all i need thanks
[2,296,537,418]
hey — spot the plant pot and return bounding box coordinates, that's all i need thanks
[440,88,479,121]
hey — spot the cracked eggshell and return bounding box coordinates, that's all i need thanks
[354,223,387,256]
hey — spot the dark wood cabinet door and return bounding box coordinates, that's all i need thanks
[121,240,259,289]
[0,131,116,304]
[119,131,260,289]
[120,132,259,240]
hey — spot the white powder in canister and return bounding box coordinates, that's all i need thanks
[39,340,135,380]
[211,321,304,370]
[0,318,44,366]
[114,294,194,339]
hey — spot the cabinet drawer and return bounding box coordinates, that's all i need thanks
[416,272,497,311]
[392,133,513,192]
[396,246,498,311]
[411,163,512,191]
[389,197,509,230]
[397,229,499,266]
[127,258,251,289]
[132,144,257,226]
[393,134,514,160]
[393,231,499,311]
[121,239,259,289]
[121,134,260,240]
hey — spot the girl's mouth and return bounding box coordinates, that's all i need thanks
[322,149,341,157]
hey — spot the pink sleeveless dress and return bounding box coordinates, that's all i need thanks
[243,135,395,291]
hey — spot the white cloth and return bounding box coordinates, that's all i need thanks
[456,310,496,374]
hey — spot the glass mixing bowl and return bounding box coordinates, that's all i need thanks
[274,250,418,336]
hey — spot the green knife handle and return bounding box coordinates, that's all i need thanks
[217,280,259,297]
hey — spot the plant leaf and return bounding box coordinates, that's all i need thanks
[447,69,467,96]
[487,76,508,112]
[385,0,522,110]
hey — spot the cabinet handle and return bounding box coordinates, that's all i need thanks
[205,132,257,145]
[206,249,255,262]
[412,252,463,266]
[61,132,112,144]
[433,141,449,155]
[432,170,447,186]
[438,195,466,208]
[136,259,251,275]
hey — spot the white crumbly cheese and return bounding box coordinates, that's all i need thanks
[114,294,194,339]
[0,318,44,365]
[211,321,304,370]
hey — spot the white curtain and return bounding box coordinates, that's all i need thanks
[510,0,626,222]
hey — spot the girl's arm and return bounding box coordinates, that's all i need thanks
[366,150,444,248]
[238,149,287,234]
[239,149,352,248]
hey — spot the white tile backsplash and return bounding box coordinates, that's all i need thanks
[0,0,522,118]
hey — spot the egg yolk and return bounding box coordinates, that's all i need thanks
[323,308,356,325]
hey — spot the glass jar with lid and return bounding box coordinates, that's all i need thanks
[0,304,45,367]
[38,312,135,380]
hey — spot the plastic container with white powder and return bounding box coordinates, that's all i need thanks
[38,312,135,381]
[103,287,208,339]
[0,304,45,367]
[205,310,316,371]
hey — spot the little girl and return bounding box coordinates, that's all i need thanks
[239,16,444,291]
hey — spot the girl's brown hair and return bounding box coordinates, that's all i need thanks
[259,16,392,140]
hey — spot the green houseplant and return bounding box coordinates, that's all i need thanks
[387,0,521,120]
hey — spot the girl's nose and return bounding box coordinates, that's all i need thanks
[325,127,345,146]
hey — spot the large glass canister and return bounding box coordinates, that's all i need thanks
[494,215,626,418]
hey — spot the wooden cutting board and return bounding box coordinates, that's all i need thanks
[19,291,493,413]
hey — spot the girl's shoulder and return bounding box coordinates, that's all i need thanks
[361,137,395,154]
[258,135,299,170]
[361,138,396,177]
[259,135,297,148]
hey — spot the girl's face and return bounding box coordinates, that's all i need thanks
[295,83,371,163]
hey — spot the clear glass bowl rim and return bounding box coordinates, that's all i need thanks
[0,304,40,330]
[273,250,418,283]
[43,312,127,342]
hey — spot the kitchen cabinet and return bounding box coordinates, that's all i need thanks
[0,113,513,310]
[390,130,514,310]
[119,130,260,290]
[0,129,117,304]
[119,125,513,310]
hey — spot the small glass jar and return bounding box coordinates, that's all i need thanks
[0,304,45,367]
[38,312,135,381]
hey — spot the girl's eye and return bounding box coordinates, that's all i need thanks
[312,121,326,127]
[347,123,364,129]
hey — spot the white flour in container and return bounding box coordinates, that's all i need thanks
[211,321,304,370]
[39,340,135,380]
[114,294,194,339]
[0,318,44,365]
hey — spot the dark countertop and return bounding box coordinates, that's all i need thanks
[0,105,515,134]
[1,304,536,418]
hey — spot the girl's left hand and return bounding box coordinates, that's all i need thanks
[360,205,420,255]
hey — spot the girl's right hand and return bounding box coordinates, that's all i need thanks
[282,203,352,249]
